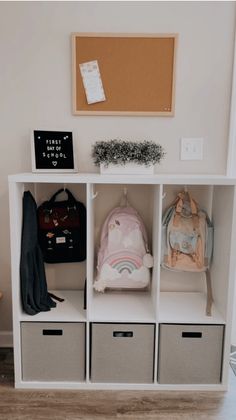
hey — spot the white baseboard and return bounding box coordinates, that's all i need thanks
[0,331,13,347]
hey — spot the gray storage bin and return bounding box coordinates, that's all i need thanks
[158,324,224,384]
[91,323,155,383]
[21,322,85,382]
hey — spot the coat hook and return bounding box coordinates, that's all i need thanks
[120,187,128,207]
[92,191,98,200]
[124,187,128,206]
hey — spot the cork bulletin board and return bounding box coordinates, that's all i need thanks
[72,33,178,116]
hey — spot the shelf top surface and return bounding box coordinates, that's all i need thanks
[159,292,225,324]
[18,290,226,324]
[8,172,236,185]
[19,290,86,322]
[90,291,156,322]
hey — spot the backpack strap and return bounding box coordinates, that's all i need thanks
[43,188,78,212]
[191,252,204,269]
[188,193,199,230]
[171,249,179,267]
[173,195,184,227]
[205,269,213,316]
[48,292,65,302]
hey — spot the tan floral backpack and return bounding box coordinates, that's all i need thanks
[162,191,214,316]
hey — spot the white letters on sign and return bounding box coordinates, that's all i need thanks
[79,60,106,104]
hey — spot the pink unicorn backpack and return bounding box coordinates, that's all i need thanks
[94,206,153,292]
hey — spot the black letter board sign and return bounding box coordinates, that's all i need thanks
[31,130,78,172]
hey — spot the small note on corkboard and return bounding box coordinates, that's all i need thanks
[72,33,178,116]
[79,60,106,104]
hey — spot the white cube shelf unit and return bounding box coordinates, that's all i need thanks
[8,173,236,390]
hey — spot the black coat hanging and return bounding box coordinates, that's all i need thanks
[20,191,56,315]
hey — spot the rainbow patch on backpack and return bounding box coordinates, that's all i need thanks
[106,253,142,274]
[94,206,152,292]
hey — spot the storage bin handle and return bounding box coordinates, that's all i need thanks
[42,329,63,336]
[113,331,133,338]
[182,332,202,338]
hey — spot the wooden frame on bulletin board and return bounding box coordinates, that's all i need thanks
[72,32,178,116]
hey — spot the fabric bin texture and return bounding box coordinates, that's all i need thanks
[21,322,85,382]
[158,323,224,384]
[91,323,155,383]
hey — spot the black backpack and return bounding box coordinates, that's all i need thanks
[38,188,86,263]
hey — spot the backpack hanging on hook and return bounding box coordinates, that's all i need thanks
[38,188,86,263]
[161,190,214,316]
[94,190,153,292]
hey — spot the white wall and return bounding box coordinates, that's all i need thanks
[232,288,236,345]
[0,1,235,334]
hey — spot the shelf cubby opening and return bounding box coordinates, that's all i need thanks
[158,184,235,324]
[88,183,161,322]
[16,181,87,321]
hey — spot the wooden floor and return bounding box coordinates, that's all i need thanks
[0,349,236,420]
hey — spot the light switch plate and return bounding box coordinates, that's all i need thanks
[181,138,204,160]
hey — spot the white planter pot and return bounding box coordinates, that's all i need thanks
[100,163,154,175]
